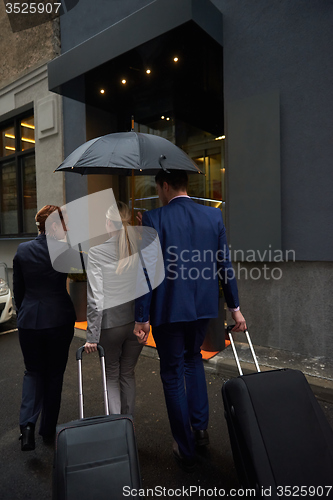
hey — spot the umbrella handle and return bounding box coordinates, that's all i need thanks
[131,169,135,224]
[159,155,170,173]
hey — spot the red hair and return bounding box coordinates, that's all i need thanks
[35,205,66,233]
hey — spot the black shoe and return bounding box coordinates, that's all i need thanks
[194,429,209,447]
[19,424,35,451]
[172,442,197,473]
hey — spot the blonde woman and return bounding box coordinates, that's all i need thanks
[84,202,143,415]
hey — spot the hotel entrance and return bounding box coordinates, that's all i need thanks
[48,1,225,215]
[81,20,225,219]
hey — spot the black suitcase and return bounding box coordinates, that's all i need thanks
[53,345,141,500]
[222,328,333,499]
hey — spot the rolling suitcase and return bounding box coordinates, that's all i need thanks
[222,328,333,499]
[53,345,141,500]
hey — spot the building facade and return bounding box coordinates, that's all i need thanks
[0,3,64,287]
[1,0,332,360]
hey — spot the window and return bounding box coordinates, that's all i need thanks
[0,113,37,236]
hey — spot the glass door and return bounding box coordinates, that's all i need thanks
[124,120,225,220]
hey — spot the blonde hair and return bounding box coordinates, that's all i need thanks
[106,201,137,274]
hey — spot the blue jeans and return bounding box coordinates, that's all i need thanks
[152,319,209,459]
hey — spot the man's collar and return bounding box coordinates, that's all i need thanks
[168,195,191,204]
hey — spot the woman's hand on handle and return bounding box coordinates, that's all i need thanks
[84,342,98,354]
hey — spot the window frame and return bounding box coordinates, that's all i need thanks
[0,110,36,238]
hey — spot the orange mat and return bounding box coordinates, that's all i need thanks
[75,321,88,330]
[145,330,229,359]
[75,322,226,360]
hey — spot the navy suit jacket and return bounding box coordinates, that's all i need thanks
[13,234,76,330]
[135,197,239,327]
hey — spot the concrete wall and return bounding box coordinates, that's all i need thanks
[215,0,333,261]
[233,261,333,359]
[214,0,333,357]
[0,3,60,89]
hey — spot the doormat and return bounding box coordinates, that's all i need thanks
[75,321,87,330]
[74,322,227,360]
[146,331,228,360]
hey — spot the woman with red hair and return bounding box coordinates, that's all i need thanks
[13,205,77,451]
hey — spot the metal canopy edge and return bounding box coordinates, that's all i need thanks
[48,0,223,93]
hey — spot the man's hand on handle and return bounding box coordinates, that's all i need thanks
[231,310,247,332]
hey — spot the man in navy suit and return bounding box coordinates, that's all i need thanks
[134,170,246,471]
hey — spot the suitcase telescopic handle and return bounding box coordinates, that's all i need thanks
[76,345,110,419]
[76,344,105,360]
[226,326,261,376]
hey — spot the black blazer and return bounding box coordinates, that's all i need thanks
[13,234,76,330]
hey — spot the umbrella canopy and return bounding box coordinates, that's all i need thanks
[54,132,202,176]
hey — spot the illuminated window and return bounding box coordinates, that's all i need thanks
[0,113,36,236]
[21,116,35,152]
[1,125,16,157]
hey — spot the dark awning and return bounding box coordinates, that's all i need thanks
[48,0,223,95]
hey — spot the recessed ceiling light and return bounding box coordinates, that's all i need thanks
[173,57,179,62]
[21,123,35,129]
[166,117,170,121]
[100,89,105,94]
[146,69,151,74]
[161,116,165,119]
[121,79,127,84]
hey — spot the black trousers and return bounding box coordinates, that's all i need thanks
[19,324,74,436]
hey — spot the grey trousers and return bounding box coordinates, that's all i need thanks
[99,321,143,415]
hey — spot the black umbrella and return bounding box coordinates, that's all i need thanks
[54,132,202,176]
[55,131,202,222]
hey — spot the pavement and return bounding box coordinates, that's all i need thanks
[1,317,333,500]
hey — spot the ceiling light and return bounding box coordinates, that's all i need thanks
[22,138,36,144]
[173,57,179,62]
[21,123,35,129]
[166,117,170,121]
[146,69,151,74]
[161,116,165,120]
[121,79,127,84]
[100,89,105,94]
